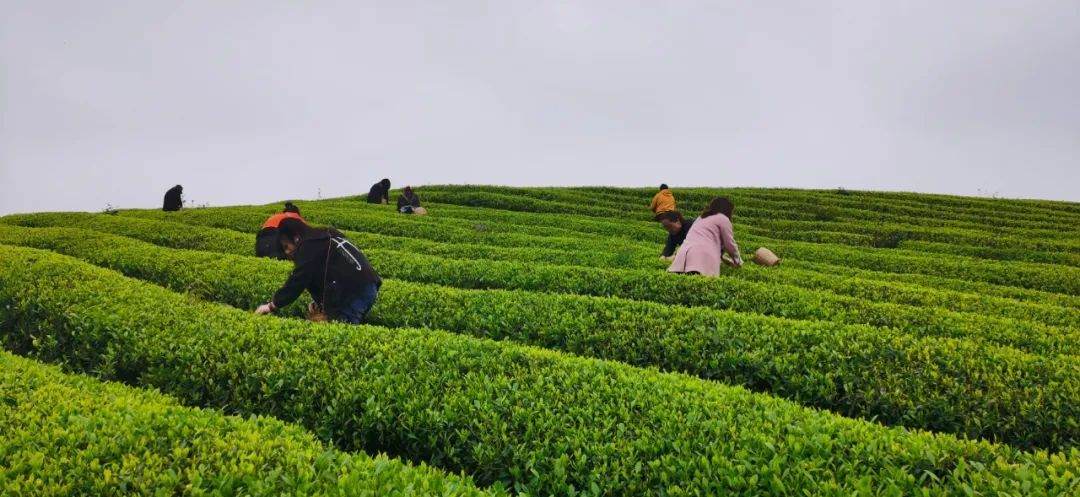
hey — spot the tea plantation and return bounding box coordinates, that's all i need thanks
[1,185,1078,496]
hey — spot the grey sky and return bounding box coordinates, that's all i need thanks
[2,1,1078,215]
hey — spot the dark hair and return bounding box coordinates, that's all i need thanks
[701,197,734,220]
[380,178,391,189]
[278,217,317,242]
[403,186,414,196]
[659,184,669,190]
[657,211,683,223]
[283,202,300,214]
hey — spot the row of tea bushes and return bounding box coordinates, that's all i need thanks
[1,245,1078,495]
[0,351,498,497]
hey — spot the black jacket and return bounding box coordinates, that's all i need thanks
[367,183,389,204]
[661,218,694,257]
[163,187,183,211]
[272,228,381,314]
[397,193,421,211]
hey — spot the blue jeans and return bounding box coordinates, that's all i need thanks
[335,283,379,324]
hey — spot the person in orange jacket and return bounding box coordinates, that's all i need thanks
[256,202,303,259]
[649,184,677,220]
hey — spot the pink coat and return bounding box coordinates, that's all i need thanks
[667,214,741,276]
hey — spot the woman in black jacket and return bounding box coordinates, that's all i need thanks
[162,185,183,211]
[255,218,382,324]
[367,178,391,204]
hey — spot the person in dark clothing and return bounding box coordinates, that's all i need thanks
[255,203,304,259]
[397,186,421,214]
[367,178,391,204]
[255,218,381,324]
[162,185,183,211]
[658,211,694,260]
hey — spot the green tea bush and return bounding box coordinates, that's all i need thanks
[12,210,1078,320]
[0,351,500,497]
[2,221,1074,354]
[3,227,1080,451]
[1,246,1078,495]
[116,203,1080,295]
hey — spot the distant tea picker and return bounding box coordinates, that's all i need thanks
[649,184,676,220]
[367,178,392,204]
[397,186,427,215]
[162,185,183,212]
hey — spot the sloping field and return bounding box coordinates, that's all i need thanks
[1,186,1078,495]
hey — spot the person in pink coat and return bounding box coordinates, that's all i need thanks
[667,197,743,276]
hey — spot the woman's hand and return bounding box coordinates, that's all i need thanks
[256,303,273,315]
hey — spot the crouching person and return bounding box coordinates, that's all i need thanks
[255,218,382,324]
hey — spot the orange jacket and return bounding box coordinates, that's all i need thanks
[262,212,302,229]
[650,189,676,214]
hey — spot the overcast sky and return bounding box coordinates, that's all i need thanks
[2,1,1078,215]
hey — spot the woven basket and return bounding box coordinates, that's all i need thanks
[752,247,781,267]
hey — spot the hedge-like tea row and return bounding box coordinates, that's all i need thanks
[4,226,1080,450]
[898,240,1080,267]
[9,212,1078,328]
[728,186,1080,225]
[365,253,1080,356]
[121,205,631,255]
[2,246,1079,496]
[734,261,1080,328]
[320,195,1080,267]
[322,195,1080,267]
[785,259,1080,311]
[557,186,1080,238]
[114,198,1080,296]
[301,201,1080,296]
[9,211,1078,329]
[743,218,1078,253]
[416,186,1080,246]
[453,184,1080,228]
[5,217,1075,356]
[716,192,1078,232]
[0,211,671,271]
[420,186,1080,257]
[0,351,499,497]
[115,202,1080,297]
[464,184,1080,230]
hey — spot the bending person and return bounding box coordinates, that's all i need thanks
[649,184,676,220]
[256,218,382,324]
[367,178,391,204]
[163,185,183,212]
[255,202,303,259]
[658,211,693,260]
[667,197,742,275]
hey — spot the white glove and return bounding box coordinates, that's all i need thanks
[255,303,273,315]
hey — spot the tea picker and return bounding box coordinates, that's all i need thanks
[255,218,382,324]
